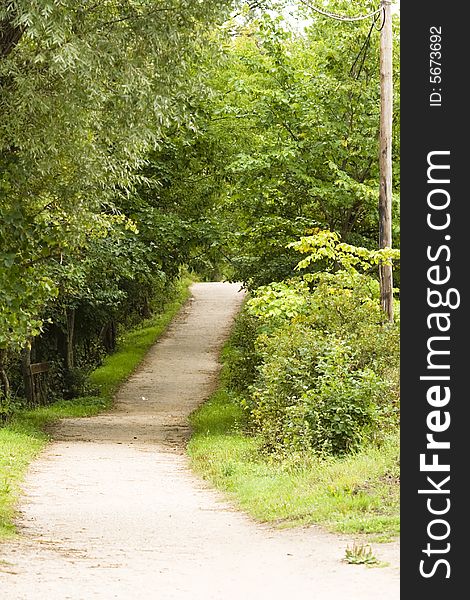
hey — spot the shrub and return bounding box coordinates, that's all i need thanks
[251,327,386,455]
[227,268,400,457]
[222,308,261,396]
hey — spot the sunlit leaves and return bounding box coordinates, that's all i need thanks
[203,4,399,285]
[289,229,401,273]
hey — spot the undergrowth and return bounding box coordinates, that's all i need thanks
[188,353,400,538]
[0,275,192,539]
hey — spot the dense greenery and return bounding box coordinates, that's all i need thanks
[1,0,400,533]
[225,232,399,456]
[159,4,400,288]
[0,0,235,411]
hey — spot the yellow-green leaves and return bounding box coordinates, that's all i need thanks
[289,229,401,273]
[247,280,310,325]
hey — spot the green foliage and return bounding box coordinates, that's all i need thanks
[251,327,386,455]
[188,355,400,535]
[0,0,236,403]
[246,280,310,328]
[0,0,233,354]
[196,5,400,287]
[222,308,260,396]
[226,232,400,456]
[0,391,16,424]
[289,229,400,273]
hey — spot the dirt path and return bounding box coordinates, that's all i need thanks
[0,282,399,599]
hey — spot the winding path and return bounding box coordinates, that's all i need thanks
[0,282,399,599]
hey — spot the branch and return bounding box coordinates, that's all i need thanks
[97,6,174,30]
[0,12,25,58]
[280,120,299,142]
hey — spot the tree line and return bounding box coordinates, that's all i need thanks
[0,0,233,412]
[1,0,400,457]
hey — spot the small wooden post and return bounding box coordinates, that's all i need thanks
[65,308,75,372]
[378,0,394,322]
[30,362,50,405]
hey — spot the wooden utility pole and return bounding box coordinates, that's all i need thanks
[378,0,394,322]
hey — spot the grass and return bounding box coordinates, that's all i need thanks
[88,277,192,399]
[0,276,192,539]
[187,388,400,539]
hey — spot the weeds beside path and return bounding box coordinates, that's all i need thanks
[188,388,399,539]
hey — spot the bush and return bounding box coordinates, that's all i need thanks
[222,308,260,396]
[226,269,400,457]
[252,328,385,455]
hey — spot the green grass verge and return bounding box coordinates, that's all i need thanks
[187,388,400,539]
[88,277,192,399]
[0,276,192,539]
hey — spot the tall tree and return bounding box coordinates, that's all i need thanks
[173,7,400,287]
[0,0,234,395]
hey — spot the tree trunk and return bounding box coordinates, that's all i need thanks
[65,308,75,371]
[21,341,35,407]
[101,321,117,352]
[0,348,10,399]
[108,320,117,351]
[141,295,151,319]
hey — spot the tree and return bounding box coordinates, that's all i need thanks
[205,8,399,287]
[0,0,234,398]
